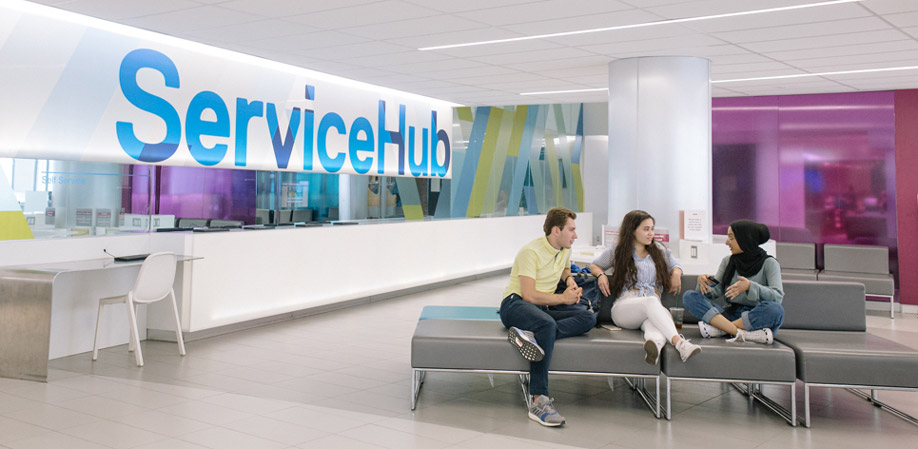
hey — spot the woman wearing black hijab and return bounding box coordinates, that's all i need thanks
[682,220,785,344]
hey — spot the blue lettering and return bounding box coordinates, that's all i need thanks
[235,98,263,167]
[377,101,405,175]
[185,91,230,166]
[349,117,374,174]
[116,49,181,163]
[317,112,346,173]
[266,103,301,170]
[430,110,451,177]
[408,126,428,177]
[303,109,314,171]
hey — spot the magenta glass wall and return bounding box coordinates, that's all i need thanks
[712,91,898,280]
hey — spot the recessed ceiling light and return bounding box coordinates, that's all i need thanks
[420,0,860,51]
[713,66,918,83]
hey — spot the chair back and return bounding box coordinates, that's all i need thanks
[132,252,177,304]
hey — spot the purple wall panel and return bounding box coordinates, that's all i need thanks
[712,91,897,281]
[129,166,256,224]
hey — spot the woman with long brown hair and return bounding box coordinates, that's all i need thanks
[589,210,701,364]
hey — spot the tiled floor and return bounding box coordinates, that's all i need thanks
[2,275,917,448]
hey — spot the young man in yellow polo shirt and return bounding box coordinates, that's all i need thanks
[499,207,596,427]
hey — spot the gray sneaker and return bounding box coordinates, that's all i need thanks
[508,327,545,362]
[728,328,774,344]
[529,395,565,427]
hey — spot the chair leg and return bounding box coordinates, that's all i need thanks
[126,296,144,367]
[169,290,186,356]
[92,301,105,361]
[128,303,136,353]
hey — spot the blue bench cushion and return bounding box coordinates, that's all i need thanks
[418,305,501,321]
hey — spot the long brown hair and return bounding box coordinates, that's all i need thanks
[609,210,671,296]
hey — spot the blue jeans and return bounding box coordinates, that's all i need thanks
[682,290,784,334]
[499,294,596,396]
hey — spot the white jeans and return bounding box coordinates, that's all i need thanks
[611,294,678,348]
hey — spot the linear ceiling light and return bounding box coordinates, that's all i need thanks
[419,0,860,51]
[712,65,918,83]
[520,88,609,96]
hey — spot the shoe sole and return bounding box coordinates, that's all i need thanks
[509,328,545,362]
[643,340,659,365]
[528,411,564,427]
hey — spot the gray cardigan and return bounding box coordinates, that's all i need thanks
[700,256,784,307]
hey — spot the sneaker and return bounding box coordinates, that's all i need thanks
[675,336,702,362]
[643,340,660,365]
[508,327,545,362]
[528,395,565,427]
[728,328,774,344]
[698,321,726,338]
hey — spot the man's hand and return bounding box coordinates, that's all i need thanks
[562,285,582,304]
[725,276,751,299]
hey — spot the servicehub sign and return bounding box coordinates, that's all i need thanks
[0,1,453,178]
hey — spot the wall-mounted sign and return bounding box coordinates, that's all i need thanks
[0,1,454,178]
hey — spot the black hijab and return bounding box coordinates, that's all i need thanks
[721,219,771,285]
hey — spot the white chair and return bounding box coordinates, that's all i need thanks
[92,252,185,366]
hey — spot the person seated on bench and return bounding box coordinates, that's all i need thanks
[590,210,701,365]
[500,207,596,427]
[683,219,784,344]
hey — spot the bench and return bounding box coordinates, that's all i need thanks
[817,244,896,318]
[776,242,818,281]
[410,306,663,416]
[775,280,918,427]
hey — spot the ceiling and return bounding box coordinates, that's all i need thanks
[29,0,918,105]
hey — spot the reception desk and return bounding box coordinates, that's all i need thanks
[0,257,194,381]
[0,214,592,381]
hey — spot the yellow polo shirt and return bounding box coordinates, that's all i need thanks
[502,236,570,299]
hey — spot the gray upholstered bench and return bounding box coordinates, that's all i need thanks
[817,244,896,318]
[776,280,918,427]
[410,319,663,416]
[660,329,798,425]
[776,242,818,281]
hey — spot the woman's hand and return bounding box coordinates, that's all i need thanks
[668,270,682,294]
[725,276,751,299]
[697,274,712,294]
[597,273,611,297]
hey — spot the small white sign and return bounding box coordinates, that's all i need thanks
[683,210,706,242]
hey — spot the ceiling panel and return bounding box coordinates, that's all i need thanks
[22,0,918,105]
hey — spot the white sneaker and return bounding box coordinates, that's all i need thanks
[728,328,774,345]
[675,336,701,362]
[698,321,726,338]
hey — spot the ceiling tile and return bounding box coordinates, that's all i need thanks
[741,29,905,52]
[456,0,634,27]
[121,5,263,34]
[712,17,890,44]
[884,11,918,27]
[344,14,490,40]
[52,0,201,21]
[182,19,318,44]
[219,0,379,18]
[860,0,918,15]
[762,40,918,61]
[283,1,442,30]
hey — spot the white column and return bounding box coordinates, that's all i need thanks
[608,57,712,245]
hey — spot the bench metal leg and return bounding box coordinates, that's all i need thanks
[805,384,811,427]
[848,388,918,426]
[665,377,672,420]
[519,374,531,408]
[731,382,799,426]
[488,374,494,388]
[625,377,663,419]
[607,377,615,392]
[411,369,423,410]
